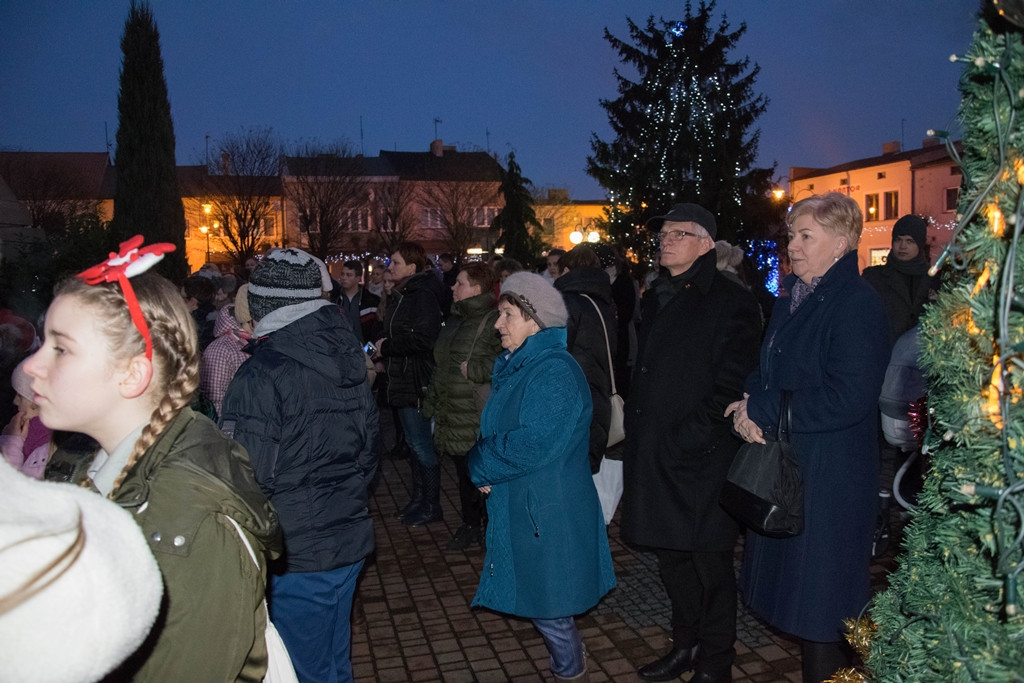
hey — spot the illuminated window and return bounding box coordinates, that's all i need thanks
[883,191,899,220]
[865,194,880,222]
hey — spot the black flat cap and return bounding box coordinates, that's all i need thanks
[645,203,717,239]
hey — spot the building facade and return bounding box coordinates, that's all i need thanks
[788,139,961,271]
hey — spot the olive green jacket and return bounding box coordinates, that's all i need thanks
[422,292,503,455]
[68,408,282,682]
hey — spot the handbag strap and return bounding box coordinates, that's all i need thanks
[777,390,792,441]
[580,294,617,395]
[464,310,496,364]
[226,515,260,571]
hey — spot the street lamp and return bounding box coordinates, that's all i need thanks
[199,224,210,262]
[772,176,790,201]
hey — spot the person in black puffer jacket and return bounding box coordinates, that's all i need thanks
[221,248,379,683]
[555,245,617,474]
[373,241,446,527]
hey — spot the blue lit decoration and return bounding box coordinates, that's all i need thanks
[664,21,686,44]
[743,239,780,296]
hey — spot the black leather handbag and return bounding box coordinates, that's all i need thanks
[719,391,804,538]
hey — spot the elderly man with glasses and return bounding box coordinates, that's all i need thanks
[621,203,762,683]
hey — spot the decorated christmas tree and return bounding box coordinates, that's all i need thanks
[586,1,774,258]
[855,4,1024,681]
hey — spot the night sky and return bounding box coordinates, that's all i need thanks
[0,1,979,200]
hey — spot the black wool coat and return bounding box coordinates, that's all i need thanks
[381,270,445,408]
[620,251,762,552]
[555,266,617,473]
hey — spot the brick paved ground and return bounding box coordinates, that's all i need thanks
[352,438,900,682]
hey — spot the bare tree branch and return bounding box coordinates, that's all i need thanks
[417,179,499,257]
[202,127,283,266]
[370,179,418,256]
[285,141,368,261]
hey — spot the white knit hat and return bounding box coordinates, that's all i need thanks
[0,460,163,683]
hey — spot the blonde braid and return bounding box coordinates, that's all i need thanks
[55,273,199,498]
[109,316,199,496]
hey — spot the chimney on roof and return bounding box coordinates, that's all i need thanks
[430,139,444,157]
[921,137,941,148]
[221,151,231,174]
[882,141,901,155]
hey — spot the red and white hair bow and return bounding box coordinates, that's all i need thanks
[77,235,176,360]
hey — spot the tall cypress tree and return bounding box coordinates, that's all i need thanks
[109,1,188,282]
[858,6,1024,682]
[493,152,544,266]
[587,1,773,259]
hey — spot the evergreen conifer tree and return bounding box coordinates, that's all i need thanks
[860,6,1024,681]
[493,152,544,266]
[109,1,188,282]
[587,1,773,259]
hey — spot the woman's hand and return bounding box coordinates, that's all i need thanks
[725,394,765,444]
[477,485,491,495]
[459,361,469,379]
[372,338,386,360]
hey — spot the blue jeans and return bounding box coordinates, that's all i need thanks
[398,407,437,467]
[533,616,585,677]
[269,560,364,683]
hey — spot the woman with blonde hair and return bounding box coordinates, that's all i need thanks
[727,193,890,682]
[24,238,280,681]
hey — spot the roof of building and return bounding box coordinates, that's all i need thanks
[378,149,503,182]
[176,165,283,198]
[284,154,393,178]
[791,140,962,181]
[0,151,114,200]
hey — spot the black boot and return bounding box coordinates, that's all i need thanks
[446,523,483,551]
[403,464,443,526]
[638,644,699,682]
[396,459,423,520]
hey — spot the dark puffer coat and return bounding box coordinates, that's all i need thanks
[221,303,379,574]
[555,266,617,473]
[621,251,762,552]
[381,270,446,408]
[740,252,890,642]
[422,291,503,456]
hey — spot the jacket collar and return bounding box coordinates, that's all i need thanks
[782,250,860,299]
[495,326,567,377]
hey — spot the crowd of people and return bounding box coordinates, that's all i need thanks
[0,191,934,682]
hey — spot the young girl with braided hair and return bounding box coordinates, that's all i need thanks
[23,238,281,681]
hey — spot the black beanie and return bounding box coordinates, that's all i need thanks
[891,215,928,255]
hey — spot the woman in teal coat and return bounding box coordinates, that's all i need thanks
[468,272,616,683]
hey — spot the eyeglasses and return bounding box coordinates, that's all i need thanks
[656,229,704,245]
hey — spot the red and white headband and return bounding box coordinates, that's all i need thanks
[76,235,176,361]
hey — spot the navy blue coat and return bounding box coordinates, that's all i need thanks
[739,252,889,642]
[468,327,616,619]
[221,303,379,574]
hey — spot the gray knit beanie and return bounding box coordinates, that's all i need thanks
[247,248,327,321]
[500,272,568,329]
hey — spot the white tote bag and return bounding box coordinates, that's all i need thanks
[592,456,624,525]
[226,516,299,683]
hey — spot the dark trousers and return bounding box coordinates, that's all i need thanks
[451,454,484,527]
[655,548,736,669]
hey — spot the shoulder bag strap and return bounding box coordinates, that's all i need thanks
[580,294,617,396]
[777,390,792,442]
[464,310,496,365]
